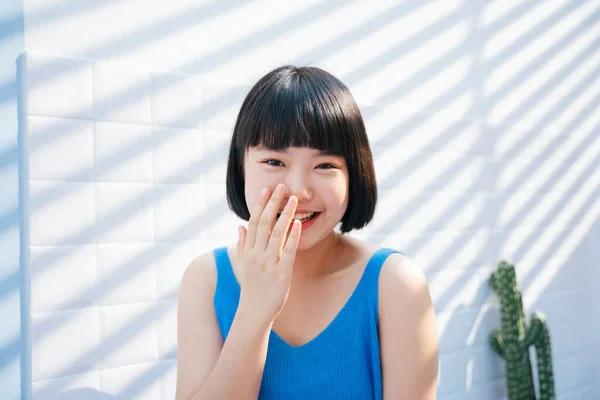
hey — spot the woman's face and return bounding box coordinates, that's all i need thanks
[243,146,349,250]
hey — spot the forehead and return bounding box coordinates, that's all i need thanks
[249,146,339,157]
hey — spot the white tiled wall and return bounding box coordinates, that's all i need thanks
[17,0,600,399]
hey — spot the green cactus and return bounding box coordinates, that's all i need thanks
[489,261,556,400]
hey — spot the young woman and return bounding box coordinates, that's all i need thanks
[176,65,439,399]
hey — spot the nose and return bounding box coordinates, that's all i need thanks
[283,169,313,201]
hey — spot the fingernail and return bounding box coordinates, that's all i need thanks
[276,183,285,193]
[261,188,268,196]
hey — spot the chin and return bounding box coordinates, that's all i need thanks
[295,237,319,252]
[295,228,337,252]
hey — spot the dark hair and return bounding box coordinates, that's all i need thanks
[225,65,376,233]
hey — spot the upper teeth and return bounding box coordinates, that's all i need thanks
[294,212,315,220]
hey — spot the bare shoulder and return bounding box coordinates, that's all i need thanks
[379,252,430,303]
[377,252,439,399]
[179,250,218,296]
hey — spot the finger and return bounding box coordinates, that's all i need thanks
[255,183,286,250]
[278,219,301,276]
[236,225,246,259]
[245,187,270,250]
[266,195,297,259]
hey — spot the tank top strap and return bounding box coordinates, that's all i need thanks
[213,247,240,339]
[358,247,404,304]
[213,247,240,292]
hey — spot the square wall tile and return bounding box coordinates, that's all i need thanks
[98,303,158,368]
[32,308,100,381]
[28,116,94,181]
[152,127,204,184]
[92,64,152,124]
[94,122,154,182]
[151,72,203,128]
[96,243,156,305]
[153,184,205,241]
[29,181,96,246]
[95,182,154,243]
[31,371,100,400]
[25,54,93,119]
[99,362,161,400]
[30,245,98,312]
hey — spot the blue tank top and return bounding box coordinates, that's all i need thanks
[213,247,402,399]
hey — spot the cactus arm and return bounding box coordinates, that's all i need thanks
[530,313,556,400]
[523,314,543,347]
[489,329,505,357]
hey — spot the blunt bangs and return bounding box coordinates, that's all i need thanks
[234,66,359,158]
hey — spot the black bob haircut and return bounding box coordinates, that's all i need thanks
[225,65,377,233]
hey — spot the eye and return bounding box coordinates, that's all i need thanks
[264,159,284,167]
[317,163,336,169]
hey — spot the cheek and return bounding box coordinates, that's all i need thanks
[243,169,279,210]
[316,176,349,210]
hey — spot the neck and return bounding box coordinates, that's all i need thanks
[292,231,343,281]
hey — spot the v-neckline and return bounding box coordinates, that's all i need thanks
[223,247,382,350]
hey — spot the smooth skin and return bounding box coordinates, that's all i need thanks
[176,147,439,400]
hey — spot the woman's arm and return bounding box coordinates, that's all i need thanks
[175,253,272,400]
[379,254,439,400]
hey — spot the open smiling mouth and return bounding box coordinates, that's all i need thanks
[277,212,320,223]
